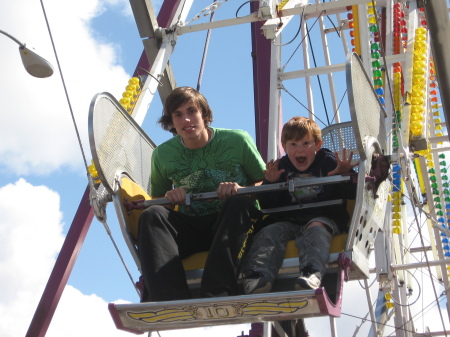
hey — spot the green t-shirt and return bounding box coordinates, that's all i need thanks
[150,127,265,215]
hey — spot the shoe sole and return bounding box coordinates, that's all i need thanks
[294,278,320,291]
[244,281,272,295]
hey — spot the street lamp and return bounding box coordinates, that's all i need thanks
[0,29,54,78]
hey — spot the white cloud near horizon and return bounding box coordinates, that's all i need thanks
[0,0,149,336]
[0,179,146,337]
[0,178,251,337]
[0,179,64,337]
[0,0,130,176]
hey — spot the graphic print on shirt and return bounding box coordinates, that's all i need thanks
[286,171,325,203]
[169,138,249,215]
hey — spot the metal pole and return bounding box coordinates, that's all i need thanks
[422,0,450,140]
[25,187,94,337]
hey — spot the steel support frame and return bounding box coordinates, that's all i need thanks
[422,0,450,137]
[26,1,450,336]
[251,1,272,162]
[25,2,185,336]
[25,187,94,337]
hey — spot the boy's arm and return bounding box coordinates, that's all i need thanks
[264,159,286,183]
[325,148,358,199]
[258,158,288,209]
[327,148,359,176]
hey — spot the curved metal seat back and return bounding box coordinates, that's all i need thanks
[344,53,389,266]
[322,121,360,170]
[88,92,156,196]
[347,53,387,159]
[88,93,156,271]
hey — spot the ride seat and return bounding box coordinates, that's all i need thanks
[90,52,389,334]
[115,121,359,278]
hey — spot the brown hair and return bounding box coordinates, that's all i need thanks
[158,87,213,133]
[281,116,322,145]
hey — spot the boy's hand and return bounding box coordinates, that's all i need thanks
[264,159,285,182]
[165,187,187,205]
[328,148,359,176]
[217,182,241,200]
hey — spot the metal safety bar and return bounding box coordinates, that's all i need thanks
[123,174,355,211]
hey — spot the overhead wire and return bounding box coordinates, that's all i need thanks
[283,1,449,334]
[273,5,306,47]
[197,0,217,92]
[280,8,343,127]
[386,178,448,288]
[389,269,422,307]
[342,311,419,336]
[40,0,141,296]
[341,2,450,333]
[305,20,330,125]
[100,220,140,296]
[369,2,448,326]
[235,0,259,19]
[281,86,328,127]
[185,0,228,25]
[385,293,448,337]
[279,9,332,128]
[41,0,450,331]
[358,273,377,290]
[39,0,89,172]
[282,10,324,69]
[345,297,446,337]
[330,89,348,125]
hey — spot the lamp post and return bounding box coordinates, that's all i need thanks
[0,29,54,78]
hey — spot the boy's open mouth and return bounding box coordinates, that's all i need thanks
[295,156,307,164]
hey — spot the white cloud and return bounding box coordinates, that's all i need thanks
[47,286,133,337]
[50,286,251,337]
[0,0,130,176]
[0,179,241,337]
[0,179,137,337]
[0,179,64,337]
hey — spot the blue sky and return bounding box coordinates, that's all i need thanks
[1,0,448,336]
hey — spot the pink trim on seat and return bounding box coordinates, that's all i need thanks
[316,253,351,317]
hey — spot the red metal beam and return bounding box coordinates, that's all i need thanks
[25,186,94,337]
[133,0,184,77]
[250,2,272,162]
[25,1,184,336]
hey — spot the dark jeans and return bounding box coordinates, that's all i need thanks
[138,196,263,301]
[242,220,333,283]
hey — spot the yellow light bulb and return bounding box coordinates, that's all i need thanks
[126,84,137,92]
[119,97,130,105]
[129,77,140,86]
[122,91,133,98]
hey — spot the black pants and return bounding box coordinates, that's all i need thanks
[138,196,263,301]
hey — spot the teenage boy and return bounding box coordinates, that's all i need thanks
[241,116,357,294]
[138,87,266,301]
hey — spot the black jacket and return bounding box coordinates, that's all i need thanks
[259,148,357,232]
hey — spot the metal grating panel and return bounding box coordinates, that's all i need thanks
[322,121,360,169]
[346,52,387,160]
[88,92,156,195]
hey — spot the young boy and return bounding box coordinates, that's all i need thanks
[241,116,357,294]
[138,87,266,301]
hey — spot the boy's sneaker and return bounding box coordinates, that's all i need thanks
[242,271,272,294]
[294,267,322,291]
